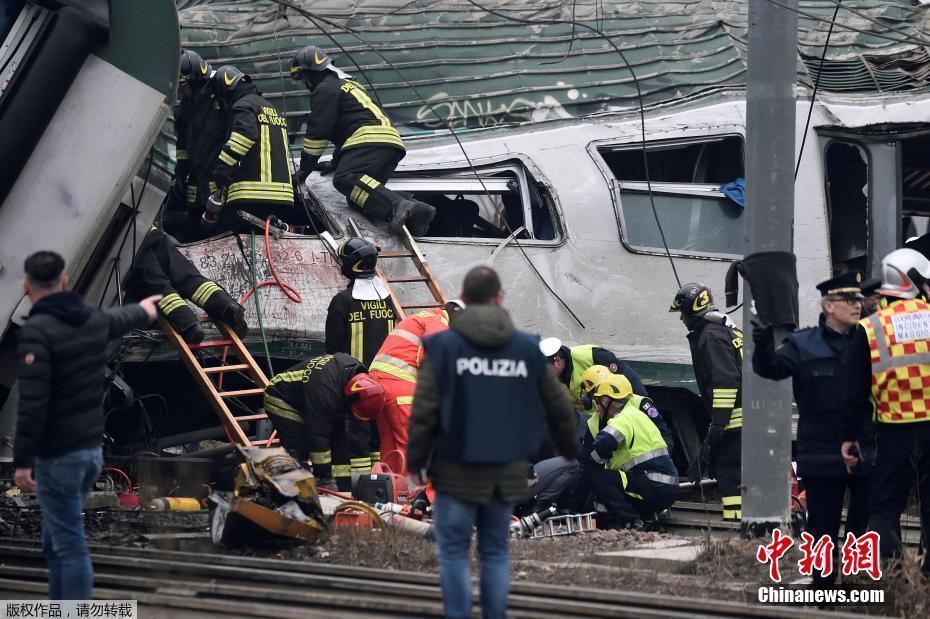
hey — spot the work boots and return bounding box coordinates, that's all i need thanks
[201,288,249,338]
[157,293,204,345]
[389,199,436,236]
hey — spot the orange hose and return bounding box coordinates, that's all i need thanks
[240,218,302,305]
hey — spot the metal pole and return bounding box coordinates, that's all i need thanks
[740,0,798,534]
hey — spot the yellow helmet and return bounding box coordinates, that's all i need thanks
[590,374,633,401]
[579,364,612,395]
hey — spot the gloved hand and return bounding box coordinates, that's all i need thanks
[751,321,774,344]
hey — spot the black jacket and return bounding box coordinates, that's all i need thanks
[324,283,397,368]
[754,315,872,477]
[175,92,226,188]
[687,312,744,431]
[14,293,149,468]
[299,72,404,172]
[408,306,578,503]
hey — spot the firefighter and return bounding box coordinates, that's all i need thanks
[670,283,743,522]
[166,50,227,240]
[127,226,247,345]
[571,374,679,529]
[289,45,435,236]
[841,248,930,568]
[325,237,398,464]
[539,338,648,404]
[753,271,871,587]
[358,300,464,474]
[263,353,384,491]
[208,66,294,233]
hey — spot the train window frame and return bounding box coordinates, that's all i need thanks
[386,159,562,244]
[590,134,746,260]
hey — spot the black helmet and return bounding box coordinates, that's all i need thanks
[210,65,248,97]
[669,282,716,318]
[290,45,332,79]
[179,50,211,87]
[338,238,379,279]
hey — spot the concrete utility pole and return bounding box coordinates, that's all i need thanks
[740,0,799,533]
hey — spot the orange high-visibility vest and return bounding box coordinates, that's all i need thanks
[862,298,930,424]
[368,308,449,383]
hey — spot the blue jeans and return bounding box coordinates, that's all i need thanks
[433,492,513,619]
[34,447,102,600]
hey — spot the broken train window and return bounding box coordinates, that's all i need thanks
[598,136,745,256]
[385,161,559,240]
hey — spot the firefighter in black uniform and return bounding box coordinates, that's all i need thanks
[841,248,930,570]
[753,271,871,587]
[263,353,384,491]
[289,45,435,236]
[127,226,248,344]
[166,51,227,241]
[208,66,294,233]
[325,237,397,465]
[670,283,743,521]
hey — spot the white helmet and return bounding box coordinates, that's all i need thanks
[879,248,930,299]
[539,337,562,358]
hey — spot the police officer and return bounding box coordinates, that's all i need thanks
[670,283,743,521]
[842,248,930,568]
[325,238,397,367]
[128,226,247,344]
[289,45,435,235]
[407,266,577,619]
[208,66,294,233]
[263,353,383,491]
[539,337,648,403]
[572,374,679,529]
[753,271,870,587]
[167,50,227,240]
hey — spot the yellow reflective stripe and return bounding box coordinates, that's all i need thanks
[712,401,736,408]
[344,83,393,127]
[302,137,328,155]
[229,131,255,148]
[191,281,221,305]
[350,457,371,471]
[176,149,188,160]
[270,369,308,385]
[333,465,352,478]
[350,322,363,363]
[370,355,418,381]
[263,396,304,425]
[369,361,417,382]
[713,388,738,395]
[281,128,293,184]
[229,181,293,192]
[722,496,741,506]
[218,150,237,166]
[389,328,422,347]
[260,124,271,183]
[157,293,187,315]
[157,292,182,307]
[360,174,380,189]
[396,396,414,406]
[343,126,405,150]
[370,451,381,462]
[309,450,332,464]
[723,509,741,520]
[225,139,250,156]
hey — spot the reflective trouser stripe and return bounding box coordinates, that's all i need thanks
[722,495,741,521]
[309,450,332,465]
[263,394,304,424]
[725,408,743,430]
[191,281,221,306]
[333,464,351,478]
[370,451,381,463]
[157,293,187,315]
[350,457,371,471]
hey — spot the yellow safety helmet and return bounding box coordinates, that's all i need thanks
[579,364,612,395]
[590,374,633,402]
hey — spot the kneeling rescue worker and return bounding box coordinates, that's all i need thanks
[263,353,384,491]
[572,374,679,529]
[289,45,435,235]
[670,283,743,522]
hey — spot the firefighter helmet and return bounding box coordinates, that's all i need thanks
[590,374,633,402]
[179,50,211,87]
[879,248,930,299]
[290,45,332,79]
[579,364,612,396]
[344,373,384,422]
[669,282,716,317]
[210,65,248,96]
[338,238,379,279]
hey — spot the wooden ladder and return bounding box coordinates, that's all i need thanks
[347,219,448,319]
[160,316,274,447]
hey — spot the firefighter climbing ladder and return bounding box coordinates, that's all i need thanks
[160,316,273,446]
[346,218,447,319]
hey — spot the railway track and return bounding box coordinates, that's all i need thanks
[0,539,855,619]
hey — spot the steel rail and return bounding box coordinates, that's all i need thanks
[0,541,855,619]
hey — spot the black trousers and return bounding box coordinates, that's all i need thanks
[714,429,742,521]
[269,411,355,493]
[592,467,679,525]
[868,423,930,563]
[332,146,406,221]
[219,201,294,234]
[803,473,870,586]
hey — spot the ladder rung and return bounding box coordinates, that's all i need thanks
[402,302,442,309]
[386,275,429,283]
[203,364,251,375]
[189,339,233,350]
[233,414,267,422]
[379,251,414,258]
[218,388,266,398]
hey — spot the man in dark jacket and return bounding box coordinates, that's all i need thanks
[670,283,744,521]
[753,271,870,587]
[408,266,577,619]
[14,251,159,600]
[538,337,648,404]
